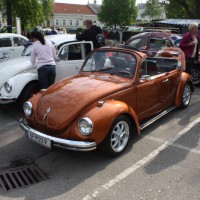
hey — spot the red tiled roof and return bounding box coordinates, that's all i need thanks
[53,3,96,15]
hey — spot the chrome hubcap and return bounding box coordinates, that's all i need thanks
[183,85,191,106]
[111,121,129,152]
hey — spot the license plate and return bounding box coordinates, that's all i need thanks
[25,130,52,149]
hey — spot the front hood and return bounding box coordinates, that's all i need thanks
[0,56,33,87]
[35,74,132,132]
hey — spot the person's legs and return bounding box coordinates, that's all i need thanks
[37,66,49,89]
[48,65,56,87]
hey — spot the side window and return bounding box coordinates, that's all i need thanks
[13,37,26,46]
[58,46,68,60]
[58,44,82,60]
[0,38,12,47]
[68,44,82,60]
[149,38,166,50]
[128,37,148,50]
[140,60,158,78]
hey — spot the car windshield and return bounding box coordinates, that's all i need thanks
[82,50,136,78]
[21,44,32,56]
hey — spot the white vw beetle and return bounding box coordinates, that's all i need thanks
[0,33,28,63]
[0,34,93,106]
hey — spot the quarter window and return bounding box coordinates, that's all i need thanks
[0,38,12,47]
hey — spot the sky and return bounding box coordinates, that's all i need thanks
[55,0,147,5]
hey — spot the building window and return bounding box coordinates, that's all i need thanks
[63,20,66,26]
[56,20,59,26]
[70,20,72,26]
[76,20,79,26]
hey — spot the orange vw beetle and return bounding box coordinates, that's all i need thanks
[19,46,194,157]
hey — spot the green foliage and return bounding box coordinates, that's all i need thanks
[0,0,53,31]
[166,0,200,19]
[141,0,162,21]
[98,0,137,28]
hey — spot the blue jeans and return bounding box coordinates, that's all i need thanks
[38,65,56,89]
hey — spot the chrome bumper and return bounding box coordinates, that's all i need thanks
[19,118,97,151]
[0,97,16,104]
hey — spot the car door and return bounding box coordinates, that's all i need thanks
[136,59,173,121]
[55,41,93,81]
[0,37,14,62]
[13,36,27,57]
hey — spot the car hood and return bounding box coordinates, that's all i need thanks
[0,56,33,87]
[35,74,132,132]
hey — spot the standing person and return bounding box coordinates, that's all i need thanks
[30,31,57,89]
[51,26,57,35]
[179,22,199,73]
[76,19,105,55]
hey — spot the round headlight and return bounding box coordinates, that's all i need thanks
[23,101,33,117]
[4,82,12,93]
[78,117,93,135]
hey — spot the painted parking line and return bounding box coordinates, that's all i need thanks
[142,135,200,155]
[83,117,200,200]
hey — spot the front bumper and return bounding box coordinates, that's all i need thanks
[0,96,16,104]
[19,118,97,151]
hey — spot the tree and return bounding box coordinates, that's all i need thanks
[98,0,137,29]
[166,0,200,19]
[0,0,53,32]
[141,0,162,21]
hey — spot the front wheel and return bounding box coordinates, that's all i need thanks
[99,115,131,157]
[181,83,192,109]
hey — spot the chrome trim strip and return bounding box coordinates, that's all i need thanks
[0,97,16,104]
[19,118,97,151]
[140,105,177,130]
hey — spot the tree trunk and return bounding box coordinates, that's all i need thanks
[194,0,200,18]
[6,0,12,33]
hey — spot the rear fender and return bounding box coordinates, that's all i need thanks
[70,100,140,145]
[175,72,194,106]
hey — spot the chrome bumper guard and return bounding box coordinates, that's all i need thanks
[19,118,97,151]
[0,97,16,104]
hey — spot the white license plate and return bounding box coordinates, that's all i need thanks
[25,130,52,149]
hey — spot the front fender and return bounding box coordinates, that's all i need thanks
[69,100,140,145]
[175,72,194,106]
[0,72,38,99]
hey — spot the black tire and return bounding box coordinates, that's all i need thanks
[99,115,131,157]
[181,83,192,109]
[17,82,40,108]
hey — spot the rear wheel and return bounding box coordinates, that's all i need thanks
[17,82,40,108]
[181,83,191,109]
[99,115,131,157]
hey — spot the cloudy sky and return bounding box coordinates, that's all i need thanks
[55,0,147,5]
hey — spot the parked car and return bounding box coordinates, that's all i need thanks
[19,46,194,157]
[124,32,176,57]
[0,34,93,106]
[0,33,28,62]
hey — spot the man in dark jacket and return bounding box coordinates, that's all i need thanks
[76,19,104,55]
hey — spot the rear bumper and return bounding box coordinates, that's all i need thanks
[19,118,97,151]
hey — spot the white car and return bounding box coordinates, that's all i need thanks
[0,34,93,106]
[0,33,28,62]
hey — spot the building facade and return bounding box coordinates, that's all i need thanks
[48,2,102,32]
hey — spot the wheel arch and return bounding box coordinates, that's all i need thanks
[70,99,140,145]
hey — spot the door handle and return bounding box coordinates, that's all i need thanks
[163,79,169,82]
